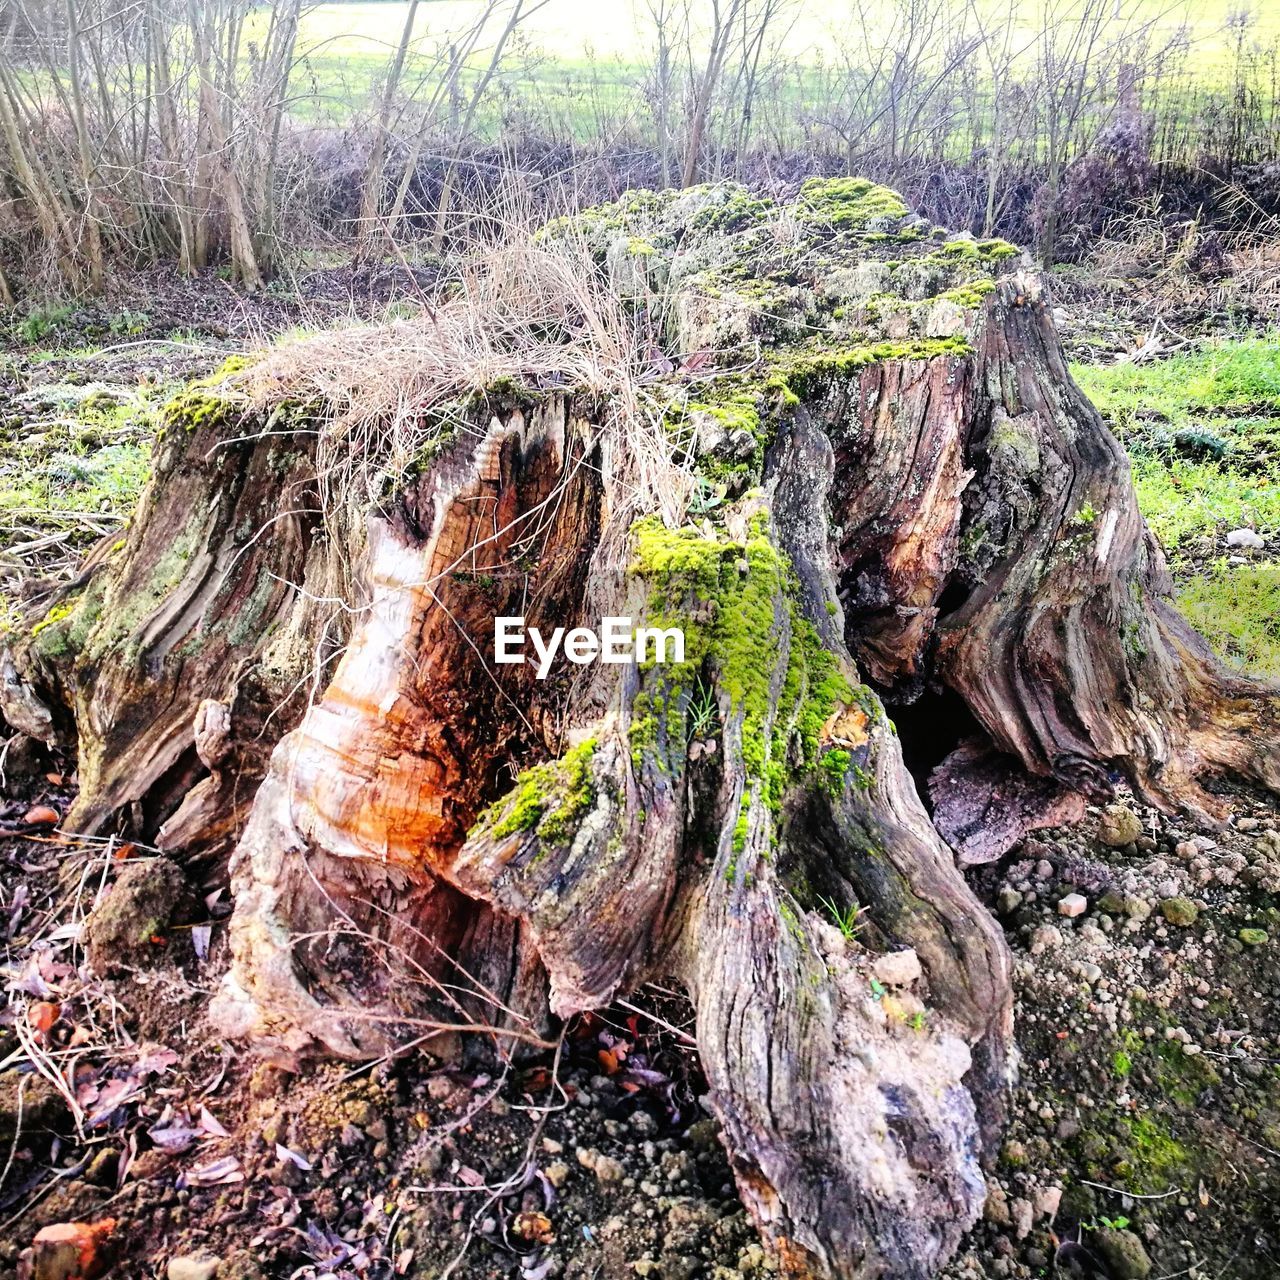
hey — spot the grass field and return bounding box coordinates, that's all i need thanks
[1073,338,1280,679]
[288,0,1280,69]
[267,0,1280,142]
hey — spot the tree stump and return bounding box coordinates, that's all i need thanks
[5,179,1277,1279]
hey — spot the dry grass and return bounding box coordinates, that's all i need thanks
[1082,192,1280,318]
[230,215,694,571]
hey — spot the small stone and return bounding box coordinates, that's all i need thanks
[1236,817,1260,832]
[32,1221,117,1280]
[1029,924,1062,954]
[1123,896,1152,921]
[1097,889,1126,914]
[1093,1226,1153,1279]
[83,857,198,974]
[1159,896,1199,927]
[628,1110,659,1136]
[83,1149,117,1188]
[1057,893,1087,918]
[1097,804,1142,848]
[996,888,1024,914]
[1035,1186,1062,1222]
[1011,1197,1034,1240]
[872,948,922,986]
[1239,928,1269,946]
[983,1183,1011,1226]
[545,1161,571,1188]
[168,1256,222,1280]
[1225,528,1265,549]
[577,1147,626,1183]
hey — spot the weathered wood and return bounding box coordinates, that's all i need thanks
[4,378,333,864]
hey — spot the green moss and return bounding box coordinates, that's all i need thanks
[819,748,852,798]
[939,278,997,309]
[797,176,908,230]
[1113,1113,1193,1193]
[977,238,1020,260]
[31,601,76,638]
[772,336,971,402]
[473,739,598,847]
[687,187,772,235]
[628,516,861,875]
[162,355,252,433]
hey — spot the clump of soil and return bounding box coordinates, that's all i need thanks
[83,856,199,973]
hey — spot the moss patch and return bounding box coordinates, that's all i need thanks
[474,739,598,847]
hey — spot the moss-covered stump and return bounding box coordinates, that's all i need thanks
[2,179,1278,1280]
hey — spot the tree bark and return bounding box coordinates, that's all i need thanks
[4,181,1277,1280]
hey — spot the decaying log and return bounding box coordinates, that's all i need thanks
[4,178,1278,1278]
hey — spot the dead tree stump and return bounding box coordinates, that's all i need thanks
[5,179,1277,1279]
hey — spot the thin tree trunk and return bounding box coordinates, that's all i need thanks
[149,0,197,275]
[357,0,421,260]
[0,61,84,288]
[430,0,539,253]
[681,1,737,188]
[190,0,264,289]
[63,0,104,290]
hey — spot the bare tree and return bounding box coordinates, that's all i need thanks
[356,0,422,260]
[680,0,744,186]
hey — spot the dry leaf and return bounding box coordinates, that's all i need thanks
[275,1143,312,1171]
[182,1155,244,1186]
[200,1106,229,1137]
[27,1001,60,1035]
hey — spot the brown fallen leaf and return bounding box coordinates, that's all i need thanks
[23,805,60,827]
[28,1000,61,1036]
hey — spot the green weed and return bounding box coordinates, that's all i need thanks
[817,894,866,940]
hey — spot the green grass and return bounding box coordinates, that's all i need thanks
[288,2,1280,74]
[1177,562,1280,677]
[1072,337,1280,680]
[0,389,157,602]
[1124,461,1280,549]
[256,1,1280,138]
